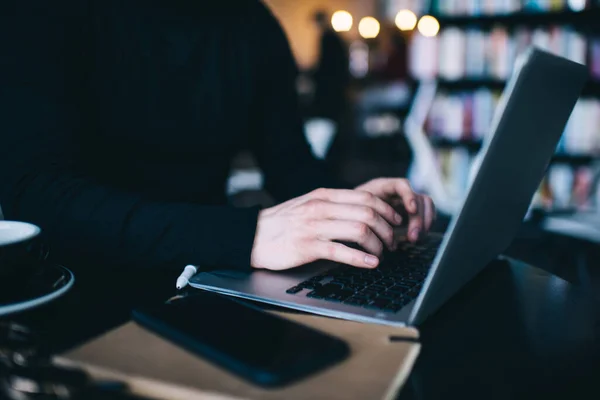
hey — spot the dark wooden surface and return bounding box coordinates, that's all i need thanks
[3,217,600,400]
[400,256,600,400]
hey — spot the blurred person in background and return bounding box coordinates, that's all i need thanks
[0,0,434,283]
[377,25,410,83]
[311,9,351,123]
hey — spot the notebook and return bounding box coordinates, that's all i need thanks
[55,310,421,400]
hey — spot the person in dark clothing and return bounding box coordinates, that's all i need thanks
[380,26,410,82]
[312,10,350,121]
[0,0,434,276]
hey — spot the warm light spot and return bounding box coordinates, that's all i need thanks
[568,0,587,11]
[395,9,417,31]
[417,15,440,37]
[358,17,380,39]
[331,10,353,32]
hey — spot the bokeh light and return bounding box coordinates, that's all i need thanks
[331,10,353,32]
[417,15,440,37]
[568,0,587,11]
[395,9,417,31]
[358,17,380,39]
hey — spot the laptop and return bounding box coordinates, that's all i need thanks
[190,48,588,326]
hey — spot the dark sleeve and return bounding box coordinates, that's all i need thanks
[0,2,258,271]
[248,4,349,202]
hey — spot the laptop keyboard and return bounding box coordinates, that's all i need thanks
[286,237,441,313]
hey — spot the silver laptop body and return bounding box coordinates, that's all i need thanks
[190,48,588,326]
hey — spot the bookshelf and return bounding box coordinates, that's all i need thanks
[436,8,600,30]
[429,143,599,165]
[430,137,483,153]
[551,153,597,165]
[436,78,506,91]
[437,79,600,96]
[407,0,600,213]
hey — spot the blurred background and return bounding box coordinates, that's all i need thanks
[227,0,600,281]
[231,0,600,219]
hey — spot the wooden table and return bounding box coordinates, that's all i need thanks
[8,253,600,400]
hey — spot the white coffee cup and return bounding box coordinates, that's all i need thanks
[0,221,42,277]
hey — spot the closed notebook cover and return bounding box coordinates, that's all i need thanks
[55,311,420,400]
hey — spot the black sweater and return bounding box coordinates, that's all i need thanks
[0,0,341,272]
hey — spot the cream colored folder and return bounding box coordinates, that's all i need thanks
[56,311,420,400]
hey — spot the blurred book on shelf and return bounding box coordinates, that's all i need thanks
[406,1,600,214]
[424,95,600,212]
[432,0,597,16]
[427,94,600,154]
[429,149,598,214]
[427,89,501,141]
[410,26,595,80]
[558,98,600,154]
[591,38,600,77]
[434,148,473,200]
[534,164,597,211]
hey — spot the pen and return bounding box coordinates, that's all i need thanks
[176,265,198,290]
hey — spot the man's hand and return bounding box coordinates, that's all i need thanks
[356,178,436,243]
[251,188,401,271]
[250,183,434,272]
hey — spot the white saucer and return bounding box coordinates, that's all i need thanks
[0,265,74,317]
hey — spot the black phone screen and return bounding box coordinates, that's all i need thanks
[132,291,349,386]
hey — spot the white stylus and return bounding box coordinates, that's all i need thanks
[176,265,198,290]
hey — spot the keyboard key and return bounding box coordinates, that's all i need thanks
[345,282,365,289]
[360,289,380,296]
[324,293,345,302]
[300,282,321,290]
[410,286,422,295]
[286,286,303,294]
[307,290,324,299]
[308,284,353,300]
[331,277,352,284]
[343,284,363,291]
[379,279,397,287]
[389,284,411,291]
[319,283,342,292]
[359,275,377,282]
[370,284,388,291]
[361,273,380,280]
[387,291,408,300]
[377,294,397,302]
[334,289,355,299]
[344,269,364,276]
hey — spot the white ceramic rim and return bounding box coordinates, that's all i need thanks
[0,221,41,246]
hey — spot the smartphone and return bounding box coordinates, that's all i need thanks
[131,291,350,387]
